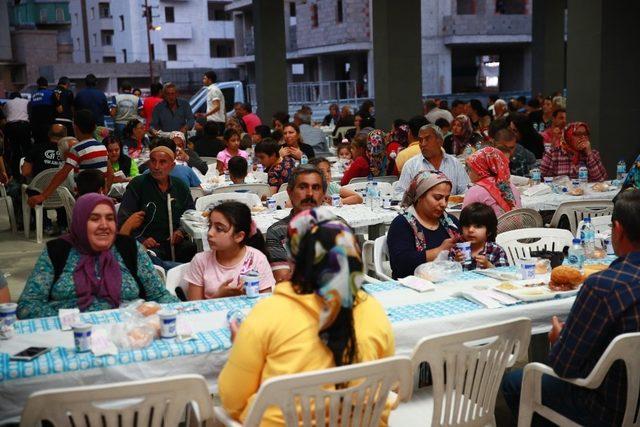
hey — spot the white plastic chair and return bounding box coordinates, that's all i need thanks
[576,214,612,237]
[349,175,398,184]
[278,182,289,193]
[343,181,393,196]
[549,200,614,235]
[497,208,543,235]
[21,168,74,243]
[165,263,190,297]
[495,228,574,265]
[0,183,17,234]
[390,318,531,427]
[195,192,261,211]
[271,191,290,209]
[373,235,393,281]
[250,171,268,184]
[212,183,271,199]
[214,356,413,427]
[19,374,214,427]
[153,264,166,283]
[518,332,640,427]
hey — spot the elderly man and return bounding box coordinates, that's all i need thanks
[170,131,208,175]
[266,165,326,283]
[493,99,508,120]
[394,115,429,173]
[294,110,325,149]
[28,110,109,208]
[502,189,640,426]
[150,83,194,134]
[118,145,196,264]
[395,124,469,196]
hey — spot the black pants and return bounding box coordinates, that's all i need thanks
[153,239,197,263]
[4,121,31,177]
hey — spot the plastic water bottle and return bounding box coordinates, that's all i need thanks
[530,168,541,185]
[567,238,586,270]
[475,141,482,151]
[300,154,308,165]
[365,176,375,209]
[463,144,474,157]
[617,159,627,181]
[578,164,588,185]
[580,217,596,258]
[372,182,382,208]
[247,155,253,168]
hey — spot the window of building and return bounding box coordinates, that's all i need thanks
[167,44,177,61]
[122,49,128,63]
[209,39,233,58]
[56,8,64,22]
[119,15,125,31]
[495,0,527,14]
[165,7,175,23]
[310,4,318,27]
[103,56,116,63]
[90,7,95,19]
[456,0,476,14]
[337,0,343,23]
[99,2,111,19]
[101,30,113,46]
[39,8,48,23]
[208,2,229,20]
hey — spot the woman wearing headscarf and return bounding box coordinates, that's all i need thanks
[17,194,178,319]
[387,170,461,279]
[443,114,483,156]
[540,122,608,182]
[218,207,394,426]
[386,123,409,176]
[340,130,387,185]
[463,147,522,217]
[366,129,387,178]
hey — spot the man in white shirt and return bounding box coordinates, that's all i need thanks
[424,100,454,125]
[2,92,31,176]
[110,81,143,138]
[395,124,469,196]
[196,70,226,135]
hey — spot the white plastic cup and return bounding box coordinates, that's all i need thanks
[267,197,276,212]
[456,242,472,264]
[159,310,178,339]
[331,193,341,207]
[72,322,92,352]
[518,258,536,280]
[241,273,260,298]
[0,303,17,327]
[383,197,391,209]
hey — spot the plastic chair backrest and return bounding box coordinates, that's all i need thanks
[349,175,398,184]
[243,356,413,427]
[251,171,268,184]
[278,182,288,193]
[497,208,544,235]
[212,183,271,199]
[153,265,166,284]
[343,181,393,196]
[165,263,190,297]
[27,168,66,208]
[57,186,76,226]
[549,200,614,235]
[19,374,214,427]
[412,318,531,427]
[195,192,261,211]
[496,228,574,265]
[272,191,290,209]
[576,214,612,237]
[373,235,393,281]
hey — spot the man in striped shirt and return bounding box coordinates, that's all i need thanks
[28,110,109,208]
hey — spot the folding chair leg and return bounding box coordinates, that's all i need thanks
[35,205,43,244]
[4,197,17,234]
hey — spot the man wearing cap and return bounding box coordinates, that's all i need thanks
[118,145,196,264]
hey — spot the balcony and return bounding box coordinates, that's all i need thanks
[441,14,531,45]
[208,21,235,39]
[159,23,192,40]
[166,60,194,69]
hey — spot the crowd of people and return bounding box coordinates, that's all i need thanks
[2,71,640,426]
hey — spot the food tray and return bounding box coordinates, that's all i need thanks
[493,280,580,302]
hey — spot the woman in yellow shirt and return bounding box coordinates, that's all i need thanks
[218,207,395,426]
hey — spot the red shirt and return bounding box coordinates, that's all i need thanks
[143,96,163,130]
[242,112,262,135]
[341,156,370,186]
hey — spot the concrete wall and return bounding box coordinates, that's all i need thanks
[12,29,59,85]
[0,1,13,62]
[295,0,370,49]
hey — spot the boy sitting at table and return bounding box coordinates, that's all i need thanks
[448,202,509,269]
[228,156,248,185]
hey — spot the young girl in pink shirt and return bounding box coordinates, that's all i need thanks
[185,201,275,300]
[217,129,248,174]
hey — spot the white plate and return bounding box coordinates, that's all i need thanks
[493,280,580,302]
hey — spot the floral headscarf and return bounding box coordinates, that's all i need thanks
[466,147,516,213]
[366,129,387,177]
[287,207,363,331]
[451,114,474,155]
[401,170,460,251]
[563,122,590,167]
[391,124,409,148]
